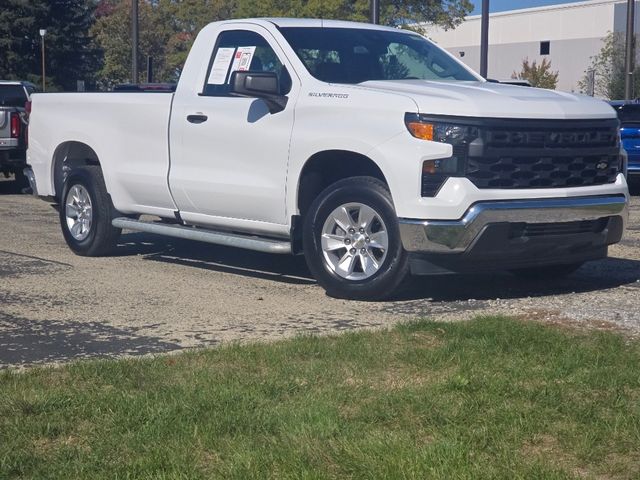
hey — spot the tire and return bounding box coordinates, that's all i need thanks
[510,262,583,281]
[59,166,121,256]
[303,176,409,300]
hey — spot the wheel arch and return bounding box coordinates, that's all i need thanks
[296,150,390,219]
[51,141,101,200]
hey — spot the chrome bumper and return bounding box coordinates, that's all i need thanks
[0,138,19,149]
[399,195,629,253]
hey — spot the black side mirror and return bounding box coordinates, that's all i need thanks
[230,71,288,114]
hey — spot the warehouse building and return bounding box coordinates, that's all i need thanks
[424,0,639,94]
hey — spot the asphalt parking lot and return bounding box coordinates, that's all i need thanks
[1,177,639,368]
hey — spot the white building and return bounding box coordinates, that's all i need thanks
[425,0,640,94]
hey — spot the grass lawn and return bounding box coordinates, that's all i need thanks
[1,316,639,479]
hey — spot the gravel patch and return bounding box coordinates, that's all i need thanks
[1,176,639,368]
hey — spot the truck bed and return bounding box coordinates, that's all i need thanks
[27,92,177,217]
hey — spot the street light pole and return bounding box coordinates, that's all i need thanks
[132,0,139,83]
[39,29,47,92]
[370,0,380,24]
[624,0,635,99]
[480,0,490,79]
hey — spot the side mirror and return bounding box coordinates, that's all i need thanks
[230,71,288,114]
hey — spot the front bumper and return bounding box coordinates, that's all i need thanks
[399,195,628,254]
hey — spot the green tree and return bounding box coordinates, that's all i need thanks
[0,0,99,91]
[164,0,236,77]
[511,58,559,89]
[92,0,232,87]
[92,0,173,88]
[235,0,472,30]
[92,0,472,88]
[578,31,640,100]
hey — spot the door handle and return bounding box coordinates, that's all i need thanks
[187,114,208,124]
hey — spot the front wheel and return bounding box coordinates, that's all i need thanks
[59,166,121,256]
[303,176,409,300]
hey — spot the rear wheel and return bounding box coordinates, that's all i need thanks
[59,166,121,256]
[303,176,409,300]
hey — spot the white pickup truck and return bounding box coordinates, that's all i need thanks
[26,18,629,300]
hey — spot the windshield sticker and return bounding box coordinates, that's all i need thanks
[208,47,235,85]
[231,46,256,73]
[308,92,350,99]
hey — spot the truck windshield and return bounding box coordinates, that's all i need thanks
[279,27,478,84]
[0,85,27,107]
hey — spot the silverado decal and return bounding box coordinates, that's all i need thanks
[308,92,350,99]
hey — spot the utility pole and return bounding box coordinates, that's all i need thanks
[39,29,47,92]
[370,0,380,24]
[624,0,635,99]
[147,56,153,83]
[132,0,139,83]
[480,0,490,79]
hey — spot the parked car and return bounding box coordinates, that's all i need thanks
[609,100,640,191]
[25,19,629,299]
[0,80,34,185]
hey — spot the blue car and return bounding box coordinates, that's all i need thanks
[610,100,640,188]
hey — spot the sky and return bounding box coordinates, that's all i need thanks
[469,0,586,15]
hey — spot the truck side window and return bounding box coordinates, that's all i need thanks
[203,30,292,97]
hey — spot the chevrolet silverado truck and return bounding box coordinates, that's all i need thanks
[1,81,33,184]
[26,19,630,300]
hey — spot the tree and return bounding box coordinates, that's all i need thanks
[578,31,640,100]
[92,0,233,87]
[0,0,99,91]
[511,58,559,89]
[44,0,101,91]
[235,0,473,31]
[164,0,236,76]
[92,0,172,89]
[91,0,472,88]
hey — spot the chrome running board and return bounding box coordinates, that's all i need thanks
[112,217,291,254]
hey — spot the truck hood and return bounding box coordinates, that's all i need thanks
[356,80,616,120]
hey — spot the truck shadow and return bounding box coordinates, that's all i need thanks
[396,256,640,302]
[0,310,181,369]
[116,232,640,300]
[116,232,315,285]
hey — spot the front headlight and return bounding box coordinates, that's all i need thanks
[405,113,478,144]
[405,113,477,196]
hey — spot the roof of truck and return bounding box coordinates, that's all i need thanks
[0,80,36,88]
[228,17,407,34]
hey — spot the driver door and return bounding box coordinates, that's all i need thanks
[169,26,297,234]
